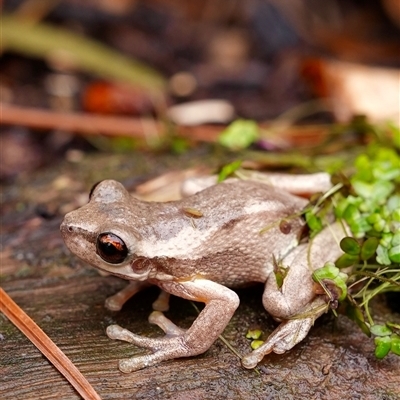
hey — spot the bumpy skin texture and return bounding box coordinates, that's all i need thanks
[60,178,347,372]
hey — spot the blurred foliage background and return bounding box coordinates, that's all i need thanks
[1,0,399,180]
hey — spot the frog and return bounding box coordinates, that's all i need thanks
[60,174,349,373]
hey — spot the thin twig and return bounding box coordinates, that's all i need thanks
[0,103,222,142]
[0,288,102,400]
[0,103,335,146]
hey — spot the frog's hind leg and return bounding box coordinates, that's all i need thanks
[105,282,170,312]
[243,222,348,369]
[242,296,328,369]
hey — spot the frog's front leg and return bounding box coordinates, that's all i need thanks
[105,281,150,311]
[242,222,348,369]
[106,279,239,373]
[105,282,170,312]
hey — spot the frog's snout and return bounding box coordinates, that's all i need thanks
[60,210,97,241]
[60,212,84,244]
[60,213,74,238]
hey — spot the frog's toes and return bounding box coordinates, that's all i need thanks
[104,296,123,311]
[241,338,290,369]
[241,314,320,369]
[241,352,262,369]
[107,324,171,350]
[148,311,186,336]
[106,324,148,345]
[106,324,127,340]
[118,356,150,373]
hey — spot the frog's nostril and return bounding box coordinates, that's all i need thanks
[60,221,74,234]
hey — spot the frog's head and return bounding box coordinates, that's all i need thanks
[60,180,151,281]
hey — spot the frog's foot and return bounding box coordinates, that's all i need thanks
[148,311,186,336]
[106,279,239,373]
[107,312,186,372]
[241,318,313,369]
[106,325,194,373]
[105,281,150,311]
[152,290,170,312]
[242,297,328,369]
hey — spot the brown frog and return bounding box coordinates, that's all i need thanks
[60,175,348,373]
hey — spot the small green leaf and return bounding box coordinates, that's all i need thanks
[305,212,323,233]
[393,209,400,222]
[349,218,372,238]
[376,244,392,266]
[218,119,259,150]
[334,198,349,219]
[360,237,379,261]
[366,213,383,225]
[340,237,361,256]
[390,334,400,356]
[380,233,393,248]
[374,336,392,359]
[336,253,359,268]
[373,219,386,232]
[246,329,263,340]
[351,181,373,198]
[391,232,400,247]
[388,195,400,213]
[217,160,242,182]
[371,181,395,202]
[345,303,371,336]
[343,204,361,222]
[336,275,349,301]
[370,324,392,337]
[274,270,284,288]
[313,263,348,302]
[388,245,400,264]
[251,340,264,350]
[312,262,338,281]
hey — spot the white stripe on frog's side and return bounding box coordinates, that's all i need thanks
[136,200,292,260]
[243,200,285,215]
[137,224,220,260]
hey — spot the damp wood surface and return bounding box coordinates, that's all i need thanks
[1,151,400,400]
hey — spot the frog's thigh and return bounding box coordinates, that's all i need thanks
[247,222,348,369]
[107,279,239,372]
[263,243,314,319]
[263,222,348,319]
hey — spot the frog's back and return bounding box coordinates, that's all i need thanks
[183,180,307,226]
[137,180,308,286]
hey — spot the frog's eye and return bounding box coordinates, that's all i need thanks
[96,232,128,264]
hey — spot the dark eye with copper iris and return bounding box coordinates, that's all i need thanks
[96,232,128,264]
